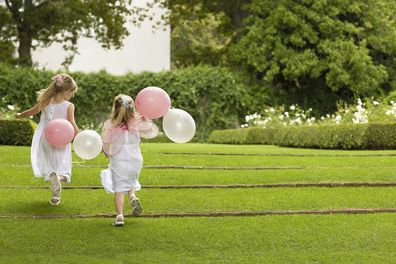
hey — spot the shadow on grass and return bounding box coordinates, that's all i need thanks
[4,199,88,215]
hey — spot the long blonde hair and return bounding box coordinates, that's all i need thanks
[36,73,78,110]
[111,94,135,126]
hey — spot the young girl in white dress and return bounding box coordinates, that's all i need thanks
[100,94,156,226]
[16,74,79,205]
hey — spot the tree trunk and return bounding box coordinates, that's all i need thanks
[17,0,33,66]
[17,31,32,66]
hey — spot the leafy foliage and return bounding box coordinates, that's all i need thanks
[232,0,396,111]
[166,0,250,68]
[0,119,36,145]
[0,0,158,66]
[209,123,396,149]
[0,64,247,141]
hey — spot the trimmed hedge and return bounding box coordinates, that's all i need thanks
[208,123,396,149]
[0,119,36,146]
[208,127,276,144]
[0,64,248,141]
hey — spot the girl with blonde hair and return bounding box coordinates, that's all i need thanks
[100,94,156,226]
[16,74,79,205]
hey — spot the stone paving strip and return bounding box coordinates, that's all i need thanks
[1,208,395,219]
[158,152,396,157]
[1,182,396,189]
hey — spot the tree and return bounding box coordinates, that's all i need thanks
[0,5,15,64]
[0,0,156,66]
[170,5,230,68]
[232,0,396,112]
[165,0,251,68]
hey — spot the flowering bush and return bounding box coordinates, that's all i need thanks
[242,105,316,128]
[242,98,396,128]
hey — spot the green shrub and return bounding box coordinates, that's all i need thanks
[0,119,36,146]
[208,123,396,149]
[208,127,276,144]
[0,64,248,141]
[365,123,396,149]
[208,128,250,144]
[275,124,368,149]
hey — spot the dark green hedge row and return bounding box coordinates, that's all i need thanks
[0,64,248,141]
[208,123,396,149]
[0,119,36,146]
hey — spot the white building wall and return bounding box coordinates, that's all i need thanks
[32,1,170,75]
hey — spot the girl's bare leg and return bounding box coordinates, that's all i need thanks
[59,176,67,182]
[128,189,136,200]
[114,192,125,215]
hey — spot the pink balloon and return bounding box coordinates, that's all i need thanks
[135,86,171,119]
[44,119,75,147]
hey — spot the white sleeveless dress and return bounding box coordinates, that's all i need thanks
[31,101,72,182]
[99,117,156,193]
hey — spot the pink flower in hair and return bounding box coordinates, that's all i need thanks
[52,74,64,88]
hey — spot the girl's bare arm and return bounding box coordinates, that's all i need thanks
[67,103,79,135]
[16,104,40,118]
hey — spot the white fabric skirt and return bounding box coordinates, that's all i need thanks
[31,120,72,182]
[100,159,142,193]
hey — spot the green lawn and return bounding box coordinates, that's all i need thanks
[0,143,395,263]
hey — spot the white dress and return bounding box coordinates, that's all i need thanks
[100,132,143,193]
[31,101,72,182]
[100,117,155,193]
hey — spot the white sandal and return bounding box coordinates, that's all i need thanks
[49,172,61,197]
[49,196,60,206]
[112,214,124,226]
[130,197,142,216]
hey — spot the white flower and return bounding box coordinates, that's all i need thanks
[373,100,379,106]
[284,112,289,117]
[294,117,302,125]
[7,105,15,111]
[335,115,342,124]
[290,105,296,110]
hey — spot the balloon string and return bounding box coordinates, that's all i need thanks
[72,158,86,167]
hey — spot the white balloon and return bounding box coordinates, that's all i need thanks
[139,121,159,139]
[163,109,196,143]
[73,130,103,160]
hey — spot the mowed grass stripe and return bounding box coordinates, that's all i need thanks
[0,188,395,215]
[2,167,396,186]
[3,146,396,169]
[0,215,395,263]
[4,143,396,156]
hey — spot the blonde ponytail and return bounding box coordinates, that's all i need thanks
[111,94,135,126]
[37,73,78,110]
